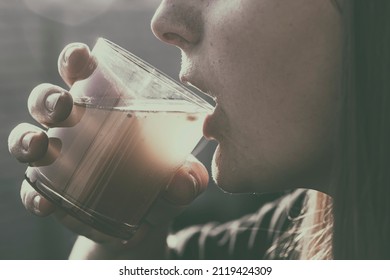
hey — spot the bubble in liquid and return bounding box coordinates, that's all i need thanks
[186,114,198,122]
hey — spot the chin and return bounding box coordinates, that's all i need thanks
[210,146,250,194]
[210,145,297,194]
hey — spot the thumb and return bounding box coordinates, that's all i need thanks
[145,155,209,226]
[163,155,209,205]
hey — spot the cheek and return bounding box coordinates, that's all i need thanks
[210,54,341,193]
[213,90,340,193]
[205,0,342,192]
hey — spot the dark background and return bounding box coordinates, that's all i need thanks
[0,0,267,259]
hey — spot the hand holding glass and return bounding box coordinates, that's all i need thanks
[25,38,213,239]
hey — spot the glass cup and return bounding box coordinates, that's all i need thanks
[25,38,213,239]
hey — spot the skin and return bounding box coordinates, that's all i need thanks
[152,0,342,194]
[8,0,342,257]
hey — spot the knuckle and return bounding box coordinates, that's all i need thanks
[20,180,39,214]
[8,124,27,155]
[8,123,46,162]
[28,83,71,125]
[58,42,96,85]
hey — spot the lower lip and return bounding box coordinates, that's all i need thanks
[203,111,217,140]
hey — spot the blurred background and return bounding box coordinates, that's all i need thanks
[0,0,272,259]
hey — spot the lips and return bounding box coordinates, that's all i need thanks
[203,113,215,139]
[203,104,222,141]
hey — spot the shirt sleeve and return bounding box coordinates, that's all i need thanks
[167,189,306,259]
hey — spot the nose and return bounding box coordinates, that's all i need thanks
[151,1,203,50]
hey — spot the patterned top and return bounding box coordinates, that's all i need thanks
[167,189,307,259]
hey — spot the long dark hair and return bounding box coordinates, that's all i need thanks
[332,0,390,259]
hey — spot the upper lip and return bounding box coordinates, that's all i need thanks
[179,54,217,104]
[180,73,208,94]
[180,73,217,105]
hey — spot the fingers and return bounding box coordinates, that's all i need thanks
[21,178,118,242]
[20,179,118,243]
[28,42,97,126]
[20,180,115,243]
[28,83,73,127]
[20,180,55,217]
[58,42,97,87]
[8,123,49,163]
[9,89,67,164]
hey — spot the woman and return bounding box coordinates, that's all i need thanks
[8,0,390,259]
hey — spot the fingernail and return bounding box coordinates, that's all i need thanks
[188,173,199,197]
[45,93,61,112]
[63,44,80,64]
[22,132,35,150]
[33,194,42,215]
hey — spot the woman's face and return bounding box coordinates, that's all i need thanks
[151,0,342,193]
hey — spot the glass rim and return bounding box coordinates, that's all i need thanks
[94,37,214,112]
